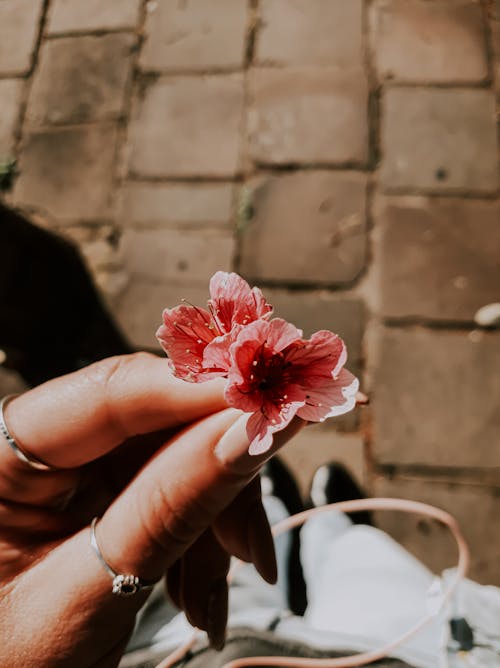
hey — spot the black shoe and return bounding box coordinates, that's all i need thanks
[260,457,307,616]
[261,456,303,519]
[308,462,373,526]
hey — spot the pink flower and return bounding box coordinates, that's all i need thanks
[156,271,271,380]
[225,319,359,455]
[157,271,360,455]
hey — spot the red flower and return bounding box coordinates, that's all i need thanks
[225,319,359,454]
[156,271,271,380]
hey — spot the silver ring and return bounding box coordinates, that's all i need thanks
[90,518,157,597]
[0,394,60,472]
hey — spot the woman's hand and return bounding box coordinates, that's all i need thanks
[0,352,302,668]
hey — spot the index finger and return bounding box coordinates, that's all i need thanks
[2,353,226,470]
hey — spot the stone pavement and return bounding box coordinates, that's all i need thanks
[0,0,499,583]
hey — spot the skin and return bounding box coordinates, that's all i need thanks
[0,352,303,668]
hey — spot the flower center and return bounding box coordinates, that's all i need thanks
[250,347,288,396]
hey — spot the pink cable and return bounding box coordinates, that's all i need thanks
[156,498,470,668]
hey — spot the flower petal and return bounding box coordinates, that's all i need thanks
[202,325,242,376]
[285,330,347,378]
[297,368,359,422]
[227,320,268,386]
[209,271,272,333]
[265,318,303,353]
[247,396,302,456]
[225,382,263,413]
[156,304,215,380]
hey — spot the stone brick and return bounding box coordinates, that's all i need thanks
[119,228,235,284]
[140,0,248,71]
[248,68,368,165]
[374,196,500,321]
[129,75,244,177]
[0,0,44,76]
[47,0,141,34]
[281,427,366,498]
[370,0,488,83]
[114,280,211,349]
[80,237,118,271]
[256,0,363,68]
[370,328,500,468]
[0,79,23,157]
[94,269,129,303]
[373,475,500,585]
[238,171,367,285]
[118,182,234,228]
[264,289,364,356]
[61,225,119,273]
[26,35,135,126]
[248,68,368,164]
[13,124,118,222]
[381,88,499,193]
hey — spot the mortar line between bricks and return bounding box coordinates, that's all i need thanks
[362,0,381,170]
[0,73,30,81]
[136,66,246,77]
[10,0,51,183]
[107,0,150,241]
[233,0,260,274]
[129,73,492,89]
[230,174,500,199]
[123,172,500,199]
[44,27,141,40]
[357,177,376,482]
[378,79,493,90]
[244,0,259,67]
[22,120,130,134]
[377,186,500,200]
[23,113,134,130]
[251,161,371,172]
[480,0,496,84]
[374,464,500,488]
[382,318,499,332]
[360,1,379,493]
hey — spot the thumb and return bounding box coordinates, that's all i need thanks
[97,408,302,582]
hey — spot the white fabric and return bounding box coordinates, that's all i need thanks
[279,512,442,667]
[121,502,500,668]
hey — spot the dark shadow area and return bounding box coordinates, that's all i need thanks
[0,202,132,387]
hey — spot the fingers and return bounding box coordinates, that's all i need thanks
[2,352,227,471]
[97,410,303,583]
[214,477,277,584]
[0,462,80,508]
[0,412,302,666]
[356,391,369,405]
[170,529,230,650]
[166,480,277,649]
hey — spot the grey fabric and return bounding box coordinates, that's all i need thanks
[141,628,414,668]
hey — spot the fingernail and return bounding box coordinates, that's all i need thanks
[214,414,251,472]
[247,504,277,585]
[206,578,228,651]
[215,414,305,475]
[356,391,369,406]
